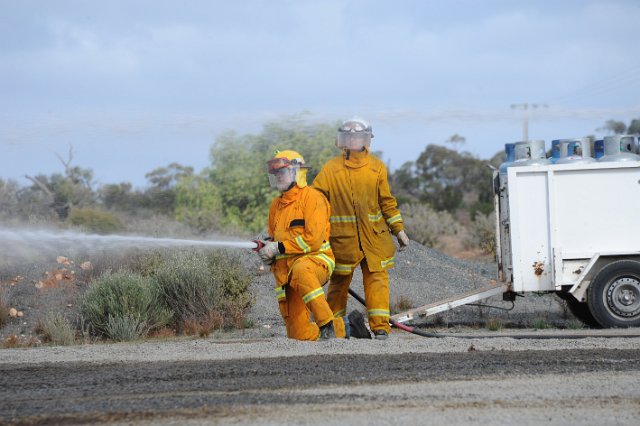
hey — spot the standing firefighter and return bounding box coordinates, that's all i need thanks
[313,118,410,340]
[257,150,370,341]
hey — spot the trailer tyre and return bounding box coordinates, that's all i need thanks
[587,260,640,328]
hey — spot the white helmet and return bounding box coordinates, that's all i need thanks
[337,117,373,150]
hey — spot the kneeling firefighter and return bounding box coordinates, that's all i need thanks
[257,150,370,341]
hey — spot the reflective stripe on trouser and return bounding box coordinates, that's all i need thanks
[279,257,346,340]
[327,258,391,334]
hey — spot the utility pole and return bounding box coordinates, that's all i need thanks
[511,103,548,141]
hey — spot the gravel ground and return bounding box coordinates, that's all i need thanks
[2,330,640,366]
[2,334,640,425]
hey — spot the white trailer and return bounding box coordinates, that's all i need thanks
[496,160,640,327]
[391,159,640,328]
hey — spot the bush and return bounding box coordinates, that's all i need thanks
[464,212,496,255]
[68,208,123,234]
[80,271,173,340]
[38,313,76,345]
[486,318,503,331]
[154,250,253,332]
[401,203,461,249]
[104,314,148,342]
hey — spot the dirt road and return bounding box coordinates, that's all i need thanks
[2,334,639,425]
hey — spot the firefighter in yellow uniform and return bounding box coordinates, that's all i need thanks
[257,150,370,341]
[313,118,410,340]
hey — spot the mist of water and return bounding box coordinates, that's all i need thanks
[0,227,257,261]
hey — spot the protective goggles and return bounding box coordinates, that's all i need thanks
[267,157,305,174]
[339,121,369,133]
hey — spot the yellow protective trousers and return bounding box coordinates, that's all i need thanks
[327,257,391,334]
[278,257,347,340]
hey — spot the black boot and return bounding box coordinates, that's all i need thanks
[347,310,371,339]
[374,330,389,340]
[319,321,336,340]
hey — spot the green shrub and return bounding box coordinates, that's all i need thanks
[401,203,461,249]
[567,320,585,330]
[155,250,253,331]
[486,318,503,331]
[80,271,173,339]
[68,208,123,234]
[105,314,147,342]
[533,318,550,330]
[38,313,76,345]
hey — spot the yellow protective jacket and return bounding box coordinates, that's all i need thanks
[312,149,404,274]
[268,185,335,289]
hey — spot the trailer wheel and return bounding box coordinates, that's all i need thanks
[587,260,640,328]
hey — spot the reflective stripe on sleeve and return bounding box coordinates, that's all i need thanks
[386,214,402,225]
[294,235,311,253]
[275,286,286,301]
[334,309,346,318]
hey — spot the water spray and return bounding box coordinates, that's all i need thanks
[0,227,261,256]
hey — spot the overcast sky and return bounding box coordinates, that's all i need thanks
[2,0,640,187]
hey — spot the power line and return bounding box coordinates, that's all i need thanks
[543,65,640,106]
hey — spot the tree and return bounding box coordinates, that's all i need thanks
[99,182,149,213]
[394,144,493,216]
[445,133,466,152]
[597,119,628,135]
[207,116,342,232]
[144,163,194,215]
[627,118,640,135]
[24,147,95,219]
[174,173,223,234]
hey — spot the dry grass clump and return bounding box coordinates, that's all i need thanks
[154,250,253,335]
[2,334,42,348]
[35,313,76,346]
[391,295,414,315]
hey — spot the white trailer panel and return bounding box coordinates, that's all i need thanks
[506,161,640,293]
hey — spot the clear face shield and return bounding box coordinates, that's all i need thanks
[337,132,372,150]
[267,157,301,192]
[337,120,373,150]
